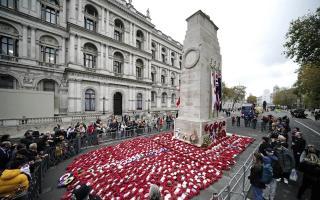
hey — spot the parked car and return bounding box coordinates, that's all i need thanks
[291,109,307,118]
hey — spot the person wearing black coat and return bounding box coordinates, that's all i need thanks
[249,152,265,200]
[297,147,320,200]
[291,132,306,168]
[259,137,271,156]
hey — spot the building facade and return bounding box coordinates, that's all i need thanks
[0,0,182,119]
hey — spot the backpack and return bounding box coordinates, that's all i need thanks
[261,160,273,184]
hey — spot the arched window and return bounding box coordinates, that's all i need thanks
[151,91,156,103]
[171,72,175,86]
[171,52,175,66]
[179,55,182,68]
[161,70,166,85]
[0,22,19,61]
[151,67,156,83]
[1,0,17,9]
[39,35,59,64]
[136,30,144,49]
[83,43,97,68]
[171,93,176,104]
[161,92,167,104]
[85,89,95,111]
[136,93,142,110]
[151,42,156,59]
[84,5,98,31]
[114,19,124,42]
[161,47,167,63]
[0,74,19,89]
[37,79,57,92]
[136,59,143,79]
[41,0,59,24]
[113,52,124,74]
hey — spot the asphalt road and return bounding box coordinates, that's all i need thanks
[39,111,320,200]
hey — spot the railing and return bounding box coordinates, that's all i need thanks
[216,142,260,200]
[11,122,174,199]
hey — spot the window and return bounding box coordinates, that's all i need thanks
[41,46,57,64]
[171,52,175,66]
[0,74,17,89]
[83,43,97,68]
[136,93,142,110]
[161,93,167,104]
[84,5,98,31]
[39,35,59,65]
[85,89,95,111]
[171,77,175,86]
[151,91,156,102]
[136,40,142,49]
[84,54,96,68]
[161,47,167,63]
[179,55,182,68]
[136,59,143,79]
[43,80,55,92]
[0,23,19,61]
[161,54,166,63]
[113,52,124,74]
[151,42,156,59]
[1,0,17,9]
[41,1,59,24]
[171,94,176,104]
[136,30,144,50]
[151,72,155,83]
[114,19,124,42]
[161,75,165,84]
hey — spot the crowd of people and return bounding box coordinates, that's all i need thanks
[249,115,320,200]
[0,113,175,199]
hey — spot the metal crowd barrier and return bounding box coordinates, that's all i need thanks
[22,122,174,199]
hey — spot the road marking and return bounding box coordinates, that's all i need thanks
[294,120,320,136]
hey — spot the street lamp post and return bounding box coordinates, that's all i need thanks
[102,96,106,115]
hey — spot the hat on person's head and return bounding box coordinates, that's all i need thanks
[72,184,91,200]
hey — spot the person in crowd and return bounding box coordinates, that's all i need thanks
[20,131,34,149]
[252,116,257,129]
[0,140,12,171]
[291,132,306,169]
[259,137,272,156]
[274,141,294,184]
[248,152,265,200]
[263,148,282,200]
[149,184,161,200]
[236,116,241,127]
[231,116,236,126]
[297,144,320,200]
[278,135,288,148]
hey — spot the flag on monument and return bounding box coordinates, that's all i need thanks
[211,71,216,113]
[176,97,180,107]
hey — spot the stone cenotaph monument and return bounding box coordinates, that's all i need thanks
[174,10,226,147]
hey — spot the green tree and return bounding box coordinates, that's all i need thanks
[273,88,298,108]
[295,64,320,108]
[230,86,246,110]
[247,95,257,104]
[284,8,320,65]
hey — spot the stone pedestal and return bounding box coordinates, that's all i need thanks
[175,10,225,147]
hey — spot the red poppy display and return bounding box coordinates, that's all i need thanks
[62,133,254,200]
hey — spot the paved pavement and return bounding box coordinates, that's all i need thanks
[39,111,320,200]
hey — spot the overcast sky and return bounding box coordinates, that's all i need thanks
[132,0,319,97]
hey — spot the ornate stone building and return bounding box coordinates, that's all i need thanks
[0,0,182,118]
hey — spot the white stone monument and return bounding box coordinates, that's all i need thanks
[175,10,226,147]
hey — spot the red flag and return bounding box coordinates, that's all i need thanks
[176,97,180,107]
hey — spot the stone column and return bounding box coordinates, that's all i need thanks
[61,0,67,27]
[69,34,75,63]
[101,8,105,34]
[22,26,28,57]
[60,38,66,65]
[69,0,76,22]
[77,0,83,26]
[77,36,82,65]
[30,28,36,59]
[106,10,110,36]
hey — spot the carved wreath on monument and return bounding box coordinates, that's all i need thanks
[182,48,200,69]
